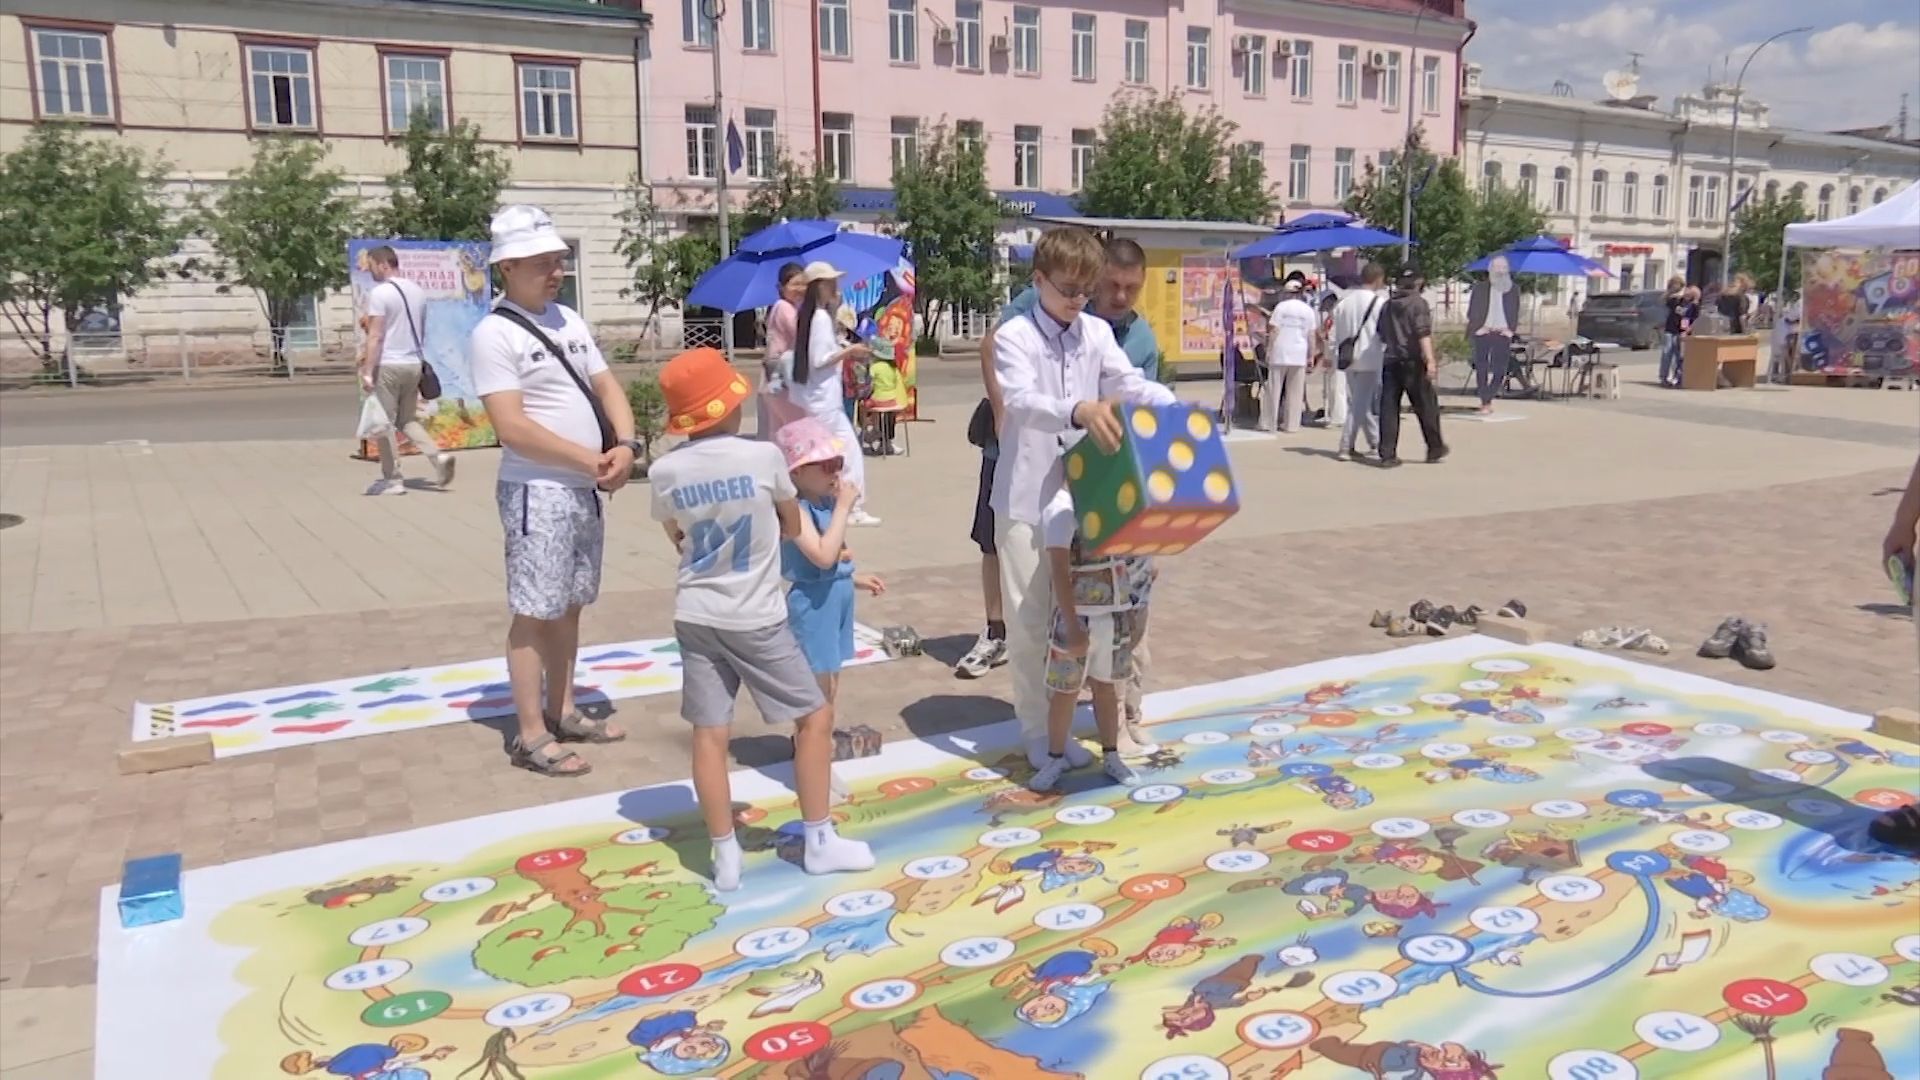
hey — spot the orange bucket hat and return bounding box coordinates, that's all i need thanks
[660,347,751,435]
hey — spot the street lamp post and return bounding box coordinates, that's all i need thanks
[1399,4,1428,265]
[1720,26,1811,291]
[703,0,735,357]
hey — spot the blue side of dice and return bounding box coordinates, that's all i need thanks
[119,853,184,928]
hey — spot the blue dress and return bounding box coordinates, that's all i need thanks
[782,498,855,675]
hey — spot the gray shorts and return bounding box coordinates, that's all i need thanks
[676,620,826,728]
[497,481,604,620]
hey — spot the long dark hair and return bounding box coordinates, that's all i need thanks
[792,278,837,385]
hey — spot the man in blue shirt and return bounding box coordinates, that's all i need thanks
[997,238,1163,381]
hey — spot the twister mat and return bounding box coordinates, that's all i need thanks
[97,637,1920,1079]
[129,626,889,758]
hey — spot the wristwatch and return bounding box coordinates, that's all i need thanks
[621,438,644,457]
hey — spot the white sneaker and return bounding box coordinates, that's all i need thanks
[1029,756,1069,793]
[1102,751,1141,787]
[849,509,882,527]
[1062,741,1095,769]
[434,456,456,487]
[953,633,1008,679]
[379,480,408,496]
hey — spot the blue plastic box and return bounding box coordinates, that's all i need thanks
[118,854,184,928]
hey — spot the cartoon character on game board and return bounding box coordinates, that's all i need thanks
[304,875,411,910]
[1311,1035,1497,1080]
[626,1010,730,1076]
[991,938,1121,1028]
[280,1035,454,1079]
[1347,840,1484,883]
[1217,823,1287,848]
[1417,754,1540,785]
[1159,955,1310,1039]
[1831,737,1920,768]
[1284,869,1372,920]
[975,841,1113,912]
[1416,1041,1500,1079]
[1258,682,1362,728]
[1450,696,1547,725]
[1481,830,1580,885]
[1658,853,1770,922]
[1296,773,1375,810]
[1126,914,1238,967]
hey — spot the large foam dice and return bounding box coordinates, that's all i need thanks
[1065,402,1239,556]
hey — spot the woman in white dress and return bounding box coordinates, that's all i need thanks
[786,261,880,525]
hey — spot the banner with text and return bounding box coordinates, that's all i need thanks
[349,239,496,455]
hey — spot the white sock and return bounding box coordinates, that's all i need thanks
[711,832,743,892]
[803,817,874,875]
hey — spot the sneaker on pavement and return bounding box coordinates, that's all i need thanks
[379,480,408,496]
[1378,457,1403,469]
[849,509,883,527]
[1459,605,1483,627]
[1410,599,1436,623]
[954,633,1007,679]
[1028,756,1069,793]
[1334,449,1352,462]
[1426,446,1451,464]
[434,455,457,488]
[1386,615,1423,638]
[1432,605,1459,630]
[1621,629,1670,656]
[1734,623,1775,670]
[1697,616,1745,659]
[1102,751,1141,787]
[1062,740,1095,768]
[1498,598,1528,619]
[1369,610,1392,629]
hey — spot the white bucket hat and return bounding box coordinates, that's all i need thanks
[488,204,569,265]
[800,260,846,284]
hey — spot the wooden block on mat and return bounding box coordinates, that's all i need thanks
[117,733,214,774]
[1871,707,1919,744]
[1479,615,1550,645]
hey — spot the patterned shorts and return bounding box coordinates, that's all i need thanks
[497,481,604,620]
[1045,608,1141,693]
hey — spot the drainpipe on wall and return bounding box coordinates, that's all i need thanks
[1671,120,1691,282]
[1454,20,1476,156]
[811,0,824,164]
[633,31,649,184]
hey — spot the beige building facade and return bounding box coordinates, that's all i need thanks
[0,0,649,360]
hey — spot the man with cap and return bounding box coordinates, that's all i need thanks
[1261,271,1318,433]
[469,205,639,777]
[1376,266,1448,467]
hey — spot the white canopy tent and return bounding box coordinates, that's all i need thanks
[1771,180,1920,381]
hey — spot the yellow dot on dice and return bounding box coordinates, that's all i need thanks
[1204,470,1231,503]
[1171,513,1198,529]
[1131,410,1159,439]
[1148,470,1175,503]
[1066,455,1085,481]
[1167,440,1195,472]
[1142,513,1171,529]
[1187,410,1214,440]
[1081,511,1103,538]
[1162,542,1190,555]
[1117,482,1138,513]
[1106,542,1136,555]
[1133,543,1162,555]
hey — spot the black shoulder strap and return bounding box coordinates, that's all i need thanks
[489,306,616,452]
[391,282,426,357]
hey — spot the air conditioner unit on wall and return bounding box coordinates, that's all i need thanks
[1275,40,1294,58]
[934,25,954,46]
[989,33,1010,53]
[1366,49,1389,71]
[1231,35,1255,55]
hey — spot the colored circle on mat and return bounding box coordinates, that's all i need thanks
[514,847,586,874]
[746,1021,831,1062]
[1149,471,1176,503]
[1634,1010,1720,1052]
[1141,1056,1227,1080]
[1548,1051,1638,1080]
[1622,721,1672,736]
[349,917,430,947]
[846,978,920,1011]
[482,991,569,1029]
[1238,1011,1318,1050]
[940,936,1015,967]
[735,926,810,959]
[618,962,701,997]
[1288,829,1351,853]
[1721,978,1806,1016]
[1168,441,1196,471]
[325,959,410,991]
[1131,410,1159,438]
[362,991,451,1028]
[1120,873,1187,901]
[1809,952,1889,987]
[421,877,496,903]
[823,889,896,918]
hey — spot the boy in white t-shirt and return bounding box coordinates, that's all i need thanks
[470,206,640,779]
[357,245,454,492]
[650,347,874,891]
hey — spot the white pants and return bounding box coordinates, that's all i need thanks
[1321,364,1348,425]
[816,405,867,514]
[994,517,1051,746]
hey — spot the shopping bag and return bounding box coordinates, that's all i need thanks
[357,395,393,440]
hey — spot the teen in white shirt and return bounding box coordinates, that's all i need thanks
[357,247,452,492]
[1330,264,1389,461]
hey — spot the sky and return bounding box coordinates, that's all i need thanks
[1464,1,1920,134]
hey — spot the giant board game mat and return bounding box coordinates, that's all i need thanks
[96,636,1920,1079]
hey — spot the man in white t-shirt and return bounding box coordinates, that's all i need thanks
[469,205,639,778]
[1330,263,1389,461]
[358,246,454,493]
[1262,272,1318,433]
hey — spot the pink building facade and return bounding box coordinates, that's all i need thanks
[645,0,1473,222]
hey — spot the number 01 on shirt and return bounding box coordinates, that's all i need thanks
[1064,402,1239,557]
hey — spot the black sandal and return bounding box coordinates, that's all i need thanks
[511,733,591,777]
[547,710,626,744]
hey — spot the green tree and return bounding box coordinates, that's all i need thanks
[615,182,721,336]
[375,113,511,241]
[1470,182,1549,281]
[1343,127,1543,284]
[0,125,187,375]
[891,123,999,352]
[199,139,358,372]
[1730,191,1809,292]
[737,145,841,238]
[1078,91,1272,222]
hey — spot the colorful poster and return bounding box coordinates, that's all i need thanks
[97,637,1920,1079]
[349,239,497,454]
[1797,249,1920,377]
[1175,255,1255,359]
[844,259,919,420]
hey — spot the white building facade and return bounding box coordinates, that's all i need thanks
[1460,66,1920,300]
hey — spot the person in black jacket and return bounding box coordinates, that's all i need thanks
[1376,266,1447,467]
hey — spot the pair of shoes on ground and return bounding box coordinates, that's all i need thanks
[1030,746,1140,793]
[1697,616,1775,670]
[1574,626,1671,655]
[1376,446,1450,469]
[953,631,1009,679]
[1374,599,1521,638]
[374,457,457,496]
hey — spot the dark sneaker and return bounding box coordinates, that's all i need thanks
[1459,605,1483,627]
[1431,605,1458,630]
[1426,445,1451,464]
[1498,599,1528,619]
[1378,457,1403,469]
[1734,623,1775,670]
[1370,610,1392,629]
[1410,599,1436,623]
[1697,617,1746,660]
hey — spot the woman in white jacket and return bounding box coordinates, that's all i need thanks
[786,261,880,526]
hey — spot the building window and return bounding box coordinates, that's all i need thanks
[1875,187,1889,205]
[29,26,114,121]
[1012,6,1040,75]
[1238,141,1264,169]
[247,44,317,130]
[1186,28,1210,91]
[1621,171,1638,217]
[1336,45,1358,105]
[1378,148,1397,174]
[1421,55,1440,114]
[555,239,583,311]
[891,116,919,174]
[1687,175,1703,220]
[1517,164,1537,204]
[384,54,447,132]
[1848,186,1862,215]
[519,62,577,141]
[1289,145,1310,202]
[742,0,773,51]
[1123,20,1149,84]
[1704,175,1721,221]
[1590,169,1607,215]
[1480,160,1501,195]
[1652,174,1669,219]
[1551,166,1570,213]
[822,112,854,180]
[1764,179,1779,202]
[744,107,777,179]
[1333,148,1354,201]
[685,104,718,179]
[1071,14,1096,81]
[1071,128,1095,190]
[820,0,851,57]
[1817,184,1833,220]
[955,0,982,70]
[889,0,918,63]
[1381,50,1400,110]
[956,119,984,155]
[1013,124,1041,188]
[681,0,713,46]
[1239,35,1267,97]
[1289,40,1312,100]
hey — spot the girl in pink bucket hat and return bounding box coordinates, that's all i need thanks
[775,416,886,717]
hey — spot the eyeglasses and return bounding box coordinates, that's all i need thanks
[1043,274,1096,301]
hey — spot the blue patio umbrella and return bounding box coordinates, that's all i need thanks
[686,223,905,313]
[1279,211,1355,230]
[1467,235,1612,278]
[1231,220,1409,259]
